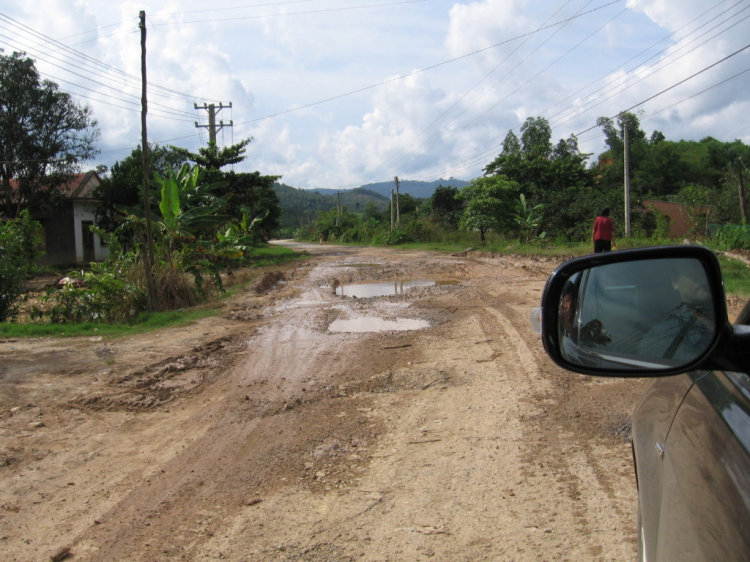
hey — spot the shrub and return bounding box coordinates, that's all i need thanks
[34,269,146,324]
[0,211,43,322]
[715,225,750,250]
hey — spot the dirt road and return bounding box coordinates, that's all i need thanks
[0,243,648,561]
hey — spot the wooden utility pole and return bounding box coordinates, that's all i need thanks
[394,176,401,225]
[139,11,157,311]
[739,158,747,225]
[623,124,631,238]
[194,102,233,143]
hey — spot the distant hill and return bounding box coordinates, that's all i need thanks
[274,183,390,232]
[273,178,470,234]
[313,178,470,199]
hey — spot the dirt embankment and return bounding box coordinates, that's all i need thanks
[0,243,660,561]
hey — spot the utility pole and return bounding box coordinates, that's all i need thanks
[194,102,233,143]
[139,11,157,311]
[394,176,401,225]
[739,158,747,225]
[336,191,341,227]
[623,123,631,238]
[391,189,396,234]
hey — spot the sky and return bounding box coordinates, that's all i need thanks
[2,0,749,190]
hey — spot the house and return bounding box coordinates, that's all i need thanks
[32,171,110,266]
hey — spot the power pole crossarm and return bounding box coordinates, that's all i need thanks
[194,102,233,144]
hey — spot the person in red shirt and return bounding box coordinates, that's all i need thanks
[592,208,615,253]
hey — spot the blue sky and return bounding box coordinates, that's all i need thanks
[2,0,749,189]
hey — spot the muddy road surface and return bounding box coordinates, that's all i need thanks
[0,243,648,561]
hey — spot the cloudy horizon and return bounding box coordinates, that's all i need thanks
[2,0,749,189]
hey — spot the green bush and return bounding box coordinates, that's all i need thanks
[371,230,414,245]
[33,269,146,324]
[0,211,43,322]
[715,225,750,250]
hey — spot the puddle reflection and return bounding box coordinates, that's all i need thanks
[328,316,430,333]
[335,279,436,298]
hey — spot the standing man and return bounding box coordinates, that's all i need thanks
[592,208,615,253]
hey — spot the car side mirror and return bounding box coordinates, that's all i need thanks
[539,246,729,377]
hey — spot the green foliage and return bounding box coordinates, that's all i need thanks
[0,210,43,321]
[34,267,146,324]
[94,144,190,234]
[429,185,462,228]
[0,50,100,218]
[456,175,519,243]
[715,225,750,250]
[514,194,545,243]
[371,230,414,245]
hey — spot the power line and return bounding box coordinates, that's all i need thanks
[237,0,623,126]
[542,0,744,122]
[358,0,584,185]
[371,1,750,184]
[0,12,213,106]
[549,2,750,129]
[372,0,625,181]
[149,0,427,26]
[575,41,750,136]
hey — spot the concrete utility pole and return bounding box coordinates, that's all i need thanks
[194,102,233,143]
[139,11,158,311]
[394,176,401,225]
[623,124,631,238]
[391,189,396,233]
[739,158,747,225]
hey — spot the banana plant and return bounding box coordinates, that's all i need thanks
[117,164,232,251]
[514,193,545,244]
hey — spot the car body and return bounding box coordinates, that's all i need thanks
[536,245,750,561]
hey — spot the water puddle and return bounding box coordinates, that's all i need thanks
[335,279,440,298]
[328,316,430,333]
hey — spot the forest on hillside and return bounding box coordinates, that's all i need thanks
[282,113,750,249]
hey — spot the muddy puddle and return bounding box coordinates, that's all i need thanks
[335,279,450,298]
[328,316,430,333]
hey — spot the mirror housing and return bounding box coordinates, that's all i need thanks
[539,245,747,377]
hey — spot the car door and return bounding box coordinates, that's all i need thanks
[642,302,750,561]
[632,372,699,561]
[648,368,750,561]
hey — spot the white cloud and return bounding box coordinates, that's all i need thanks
[2,0,749,187]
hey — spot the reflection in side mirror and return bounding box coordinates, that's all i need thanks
[556,257,717,371]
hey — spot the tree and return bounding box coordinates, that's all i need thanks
[520,116,552,157]
[174,140,282,240]
[171,140,251,171]
[94,144,190,233]
[0,51,99,218]
[456,175,519,243]
[596,112,648,190]
[430,185,462,228]
[0,210,43,321]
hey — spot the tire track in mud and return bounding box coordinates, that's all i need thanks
[0,246,641,562]
[482,299,638,560]
[69,272,391,561]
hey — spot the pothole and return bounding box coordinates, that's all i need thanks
[328,316,431,333]
[335,279,453,298]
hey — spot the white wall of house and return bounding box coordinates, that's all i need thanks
[73,202,109,262]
